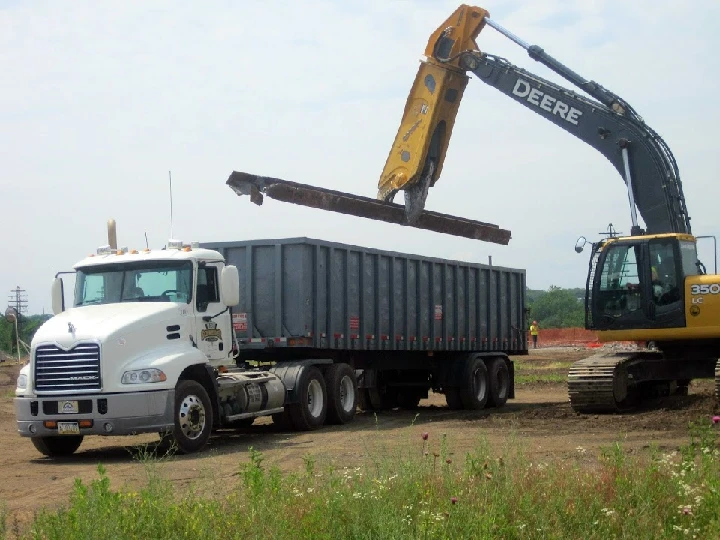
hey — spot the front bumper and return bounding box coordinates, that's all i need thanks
[14,389,175,437]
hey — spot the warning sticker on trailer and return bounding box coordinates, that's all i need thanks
[434,305,443,320]
[233,312,248,332]
[350,316,359,331]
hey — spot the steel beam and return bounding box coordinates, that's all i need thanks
[226,172,511,245]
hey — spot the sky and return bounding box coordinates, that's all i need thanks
[1,0,719,314]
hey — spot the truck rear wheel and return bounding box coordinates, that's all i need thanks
[487,358,510,408]
[325,363,358,424]
[171,380,213,454]
[31,435,83,457]
[287,366,327,430]
[459,356,489,410]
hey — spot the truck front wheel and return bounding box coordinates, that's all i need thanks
[31,435,83,457]
[171,380,213,454]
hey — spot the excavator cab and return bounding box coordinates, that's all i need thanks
[587,234,700,332]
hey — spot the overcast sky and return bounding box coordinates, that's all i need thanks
[2,0,719,314]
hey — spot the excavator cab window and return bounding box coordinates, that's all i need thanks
[592,237,688,330]
[596,243,643,320]
[649,240,680,306]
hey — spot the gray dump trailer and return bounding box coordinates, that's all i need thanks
[202,237,527,412]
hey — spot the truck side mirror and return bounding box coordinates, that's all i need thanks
[51,278,65,314]
[574,236,587,254]
[220,265,240,307]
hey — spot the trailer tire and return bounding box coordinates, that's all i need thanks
[487,357,510,408]
[31,435,83,457]
[287,366,327,430]
[325,363,358,424]
[459,356,489,410]
[357,388,371,411]
[171,380,213,454]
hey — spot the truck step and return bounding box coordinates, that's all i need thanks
[225,407,285,423]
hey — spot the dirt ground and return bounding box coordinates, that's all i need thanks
[1,347,718,528]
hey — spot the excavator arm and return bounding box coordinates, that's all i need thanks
[377,5,691,235]
[228,4,690,243]
[460,50,690,235]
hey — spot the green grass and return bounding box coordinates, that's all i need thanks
[14,418,720,539]
[513,357,574,384]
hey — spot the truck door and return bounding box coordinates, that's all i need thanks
[195,262,230,361]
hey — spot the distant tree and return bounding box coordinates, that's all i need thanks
[528,285,584,328]
[0,314,52,355]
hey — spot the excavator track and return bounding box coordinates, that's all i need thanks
[568,352,637,413]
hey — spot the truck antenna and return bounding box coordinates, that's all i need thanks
[169,170,174,239]
[144,232,149,249]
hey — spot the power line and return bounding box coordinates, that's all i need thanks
[8,286,28,316]
[7,286,28,360]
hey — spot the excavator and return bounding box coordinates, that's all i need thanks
[228,5,720,413]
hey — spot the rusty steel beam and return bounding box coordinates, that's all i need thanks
[226,171,512,245]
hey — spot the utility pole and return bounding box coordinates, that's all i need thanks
[7,286,28,359]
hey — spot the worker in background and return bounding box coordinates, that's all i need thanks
[529,320,539,349]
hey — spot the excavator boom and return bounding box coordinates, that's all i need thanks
[376,5,690,236]
[229,5,690,243]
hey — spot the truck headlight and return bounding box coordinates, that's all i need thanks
[121,368,167,384]
[16,373,28,390]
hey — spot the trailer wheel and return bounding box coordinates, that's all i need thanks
[31,435,83,457]
[325,363,358,424]
[487,358,510,408]
[287,366,327,430]
[171,380,213,454]
[459,356,489,410]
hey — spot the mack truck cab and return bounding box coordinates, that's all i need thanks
[14,237,352,457]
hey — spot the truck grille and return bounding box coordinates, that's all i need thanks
[34,343,101,393]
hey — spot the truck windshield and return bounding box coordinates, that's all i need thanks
[74,261,193,306]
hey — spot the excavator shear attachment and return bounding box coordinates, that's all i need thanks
[377,4,490,223]
[227,171,511,245]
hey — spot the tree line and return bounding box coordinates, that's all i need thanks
[0,314,52,356]
[527,286,585,329]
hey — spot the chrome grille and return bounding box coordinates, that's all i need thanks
[34,343,101,393]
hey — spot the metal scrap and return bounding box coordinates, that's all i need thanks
[226,171,511,245]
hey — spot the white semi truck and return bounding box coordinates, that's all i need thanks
[14,233,358,457]
[14,227,523,458]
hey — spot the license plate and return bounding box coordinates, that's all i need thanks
[57,422,80,435]
[59,400,79,414]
